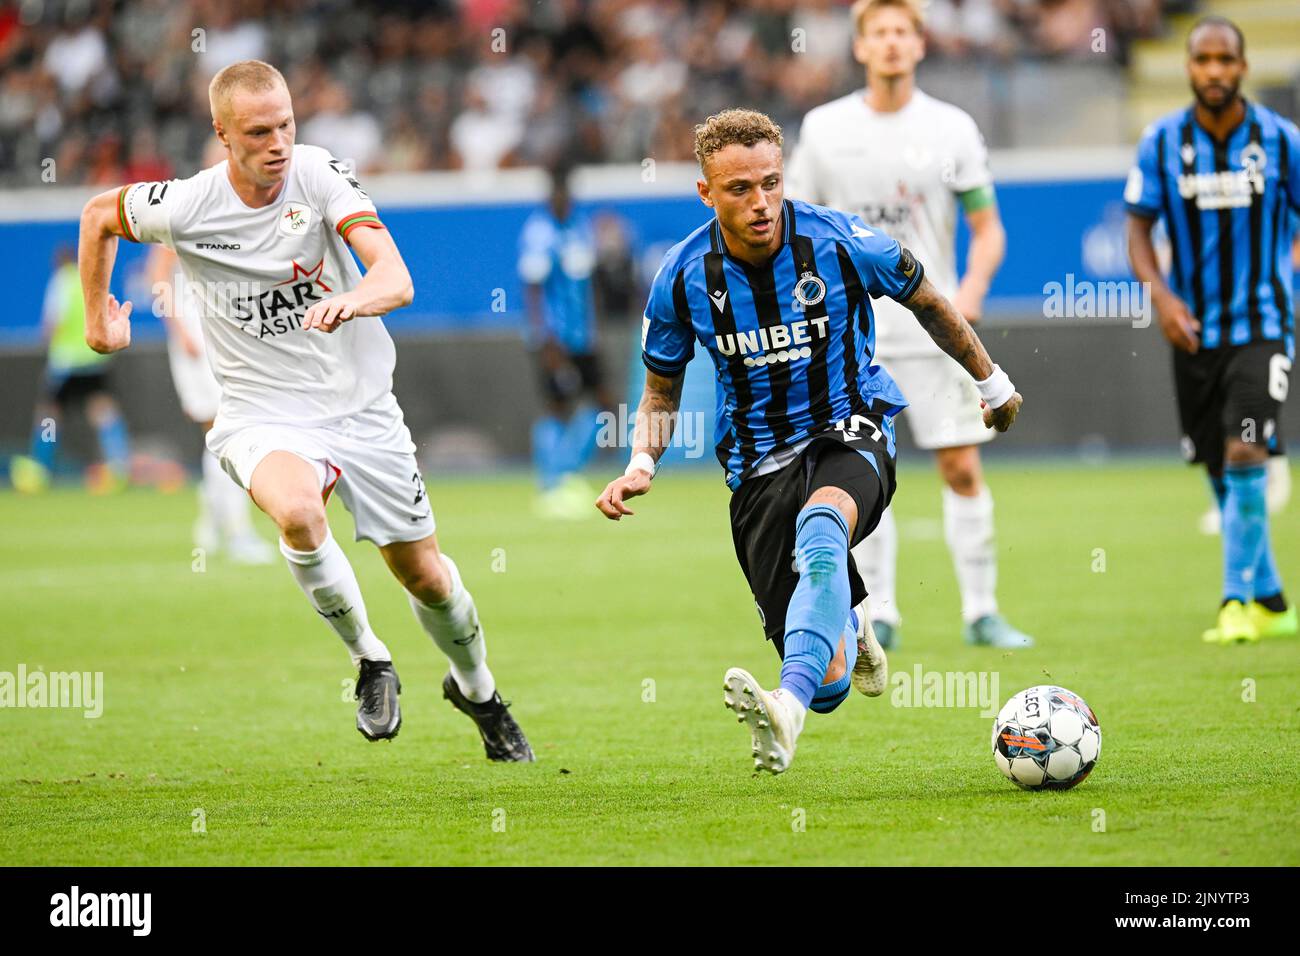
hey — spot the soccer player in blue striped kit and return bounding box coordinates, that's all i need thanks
[596,110,1023,774]
[1126,16,1298,644]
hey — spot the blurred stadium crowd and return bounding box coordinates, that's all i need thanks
[1,0,1180,187]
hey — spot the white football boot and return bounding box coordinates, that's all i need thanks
[723,667,805,774]
[851,613,888,698]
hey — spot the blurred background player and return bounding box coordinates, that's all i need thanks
[147,238,274,564]
[519,164,614,519]
[597,110,1023,774]
[786,0,1032,650]
[10,243,131,495]
[1126,16,1297,644]
[78,59,533,759]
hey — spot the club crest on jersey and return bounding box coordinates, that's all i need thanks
[793,272,826,307]
[279,204,312,237]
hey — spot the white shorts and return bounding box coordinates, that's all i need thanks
[206,391,435,547]
[884,351,995,451]
[167,336,221,424]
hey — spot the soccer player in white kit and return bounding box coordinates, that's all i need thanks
[786,0,1033,649]
[77,60,534,759]
[148,241,276,565]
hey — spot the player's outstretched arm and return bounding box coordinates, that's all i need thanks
[902,276,1022,432]
[79,188,136,354]
[596,370,684,520]
[302,226,415,332]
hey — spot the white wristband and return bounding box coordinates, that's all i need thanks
[625,452,657,479]
[975,365,1016,409]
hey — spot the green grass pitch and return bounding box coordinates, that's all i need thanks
[1,460,1297,866]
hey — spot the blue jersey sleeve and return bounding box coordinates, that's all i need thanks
[641,259,694,377]
[845,217,925,302]
[1124,125,1164,218]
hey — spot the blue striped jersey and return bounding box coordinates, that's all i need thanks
[517,208,598,353]
[642,198,921,490]
[1125,100,1300,353]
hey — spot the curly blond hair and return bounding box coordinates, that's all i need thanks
[693,109,783,171]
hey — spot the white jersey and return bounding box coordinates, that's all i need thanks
[119,144,395,427]
[786,89,993,358]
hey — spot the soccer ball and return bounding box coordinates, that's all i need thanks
[991,685,1100,790]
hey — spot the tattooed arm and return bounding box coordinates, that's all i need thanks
[902,276,1022,432]
[595,370,684,520]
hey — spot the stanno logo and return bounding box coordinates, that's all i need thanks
[196,242,241,250]
[50,886,151,936]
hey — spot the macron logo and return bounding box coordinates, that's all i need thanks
[709,290,728,313]
[50,886,151,936]
[851,224,874,239]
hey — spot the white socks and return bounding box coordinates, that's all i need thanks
[943,486,998,623]
[851,503,900,626]
[407,554,496,703]
[279,532,391,665]
[851,489,1000,626]
[203,448,256,541]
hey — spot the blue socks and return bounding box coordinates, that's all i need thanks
[558,405,601,475]
[810,610,858,714]
[95,412,130,473]
[1222,463,1268,604]
[531,416,566,490]
[29,417,57,471]
[534,407,601,491]
[1210,470,1283,601]
[780,504,852,710]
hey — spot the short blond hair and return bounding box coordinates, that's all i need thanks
[208,60,288,120]
[693,109,783,171]
[850,0,924,35]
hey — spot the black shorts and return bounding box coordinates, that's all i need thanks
[536,350,603,404]
[729,429,896,657]
[1173,341,1290,475]
[46,369,112,406]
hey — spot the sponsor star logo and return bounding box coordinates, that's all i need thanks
[276,257,332,292]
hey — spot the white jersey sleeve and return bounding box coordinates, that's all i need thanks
[949,111,993,196]
[118,178,192,247]
[299,146,384,245]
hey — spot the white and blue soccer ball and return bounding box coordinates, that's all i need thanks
[991,685,1101,790]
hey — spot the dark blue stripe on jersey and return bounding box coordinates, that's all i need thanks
[834,243,867,419]
[1270,131,1293,341]
[703,247,756,473]
[790,233,834,428]
[738,246,798,451]
[1156,129,1186,293]
[1212,135,1236,347]
[1178,118,1208,331]
[1246,121,1264,341]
